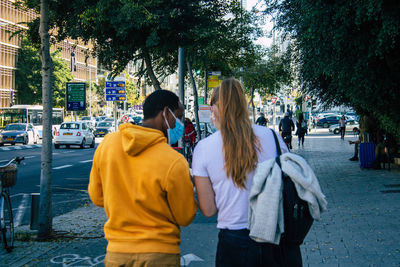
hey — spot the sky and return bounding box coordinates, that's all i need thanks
[246,0,273,47]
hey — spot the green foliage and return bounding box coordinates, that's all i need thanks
[242,45,292,97]
[20,0,262,90]
[264,0,400,139]
[15,38,74,107]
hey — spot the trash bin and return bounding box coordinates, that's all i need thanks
[30,193,40,230]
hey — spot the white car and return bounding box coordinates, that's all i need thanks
[329,120,360,134]
[54,121,95,149]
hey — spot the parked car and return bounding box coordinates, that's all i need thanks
[0,123,40,146]
[317,115,342,128]
[54,121,95,149]
[329,120,360,134]
[94,121,115,137]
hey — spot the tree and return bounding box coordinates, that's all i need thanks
[16,38,73,107]
[264,0,400,140]
[242,45,292,121]
[38,0,53,239]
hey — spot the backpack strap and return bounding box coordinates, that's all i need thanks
[270,129,283,168]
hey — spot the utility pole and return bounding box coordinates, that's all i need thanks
[178,47,185,106]
[204,68,208,104]
[38,0,53,239]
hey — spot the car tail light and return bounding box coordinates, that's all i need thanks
[56,131,60,136]
[76,132,81,136]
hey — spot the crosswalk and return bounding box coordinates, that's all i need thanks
[0,144,41,151]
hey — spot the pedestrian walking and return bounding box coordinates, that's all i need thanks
[296,113,307,147]
[339,115,346,140]
[256,112,268,126]
[279,112,295,149]
[192,78,295,267]
[88,90,197,267]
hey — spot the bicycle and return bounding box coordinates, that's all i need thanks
[183,140,194,166]
[0,156,24,252]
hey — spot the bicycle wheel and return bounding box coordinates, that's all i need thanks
[0,192,14,252]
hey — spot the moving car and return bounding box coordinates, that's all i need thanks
[54,121,95,149]
[0,123,40,146]
[329,120,360,134]
[94,121,115,137]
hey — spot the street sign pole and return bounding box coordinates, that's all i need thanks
[114,102,117,132]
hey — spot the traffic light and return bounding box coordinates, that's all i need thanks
[10,90,15,106]
[118,102,124,109]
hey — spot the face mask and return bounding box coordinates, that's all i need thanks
[164,108,184,145]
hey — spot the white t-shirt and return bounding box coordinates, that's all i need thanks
[192,125,288,230]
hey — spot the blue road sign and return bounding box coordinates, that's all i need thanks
[106,94,126,101]
[105,81,126,101]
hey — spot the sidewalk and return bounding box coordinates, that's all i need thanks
[1,129,399,266]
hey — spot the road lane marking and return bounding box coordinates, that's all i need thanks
[53,165,73,170]
[51,186,88,193]
[1,147,11,150]
[14,193,29,227]
[79,160,93,163]
[25,156,35,159]
[13,146,22,150]
[10,193,28,198]
[0,159,9,163]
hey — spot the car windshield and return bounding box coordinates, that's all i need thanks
[60,123,80,130]
[4,124,26,131]
[97,122,112,127]
[81,117,91,120]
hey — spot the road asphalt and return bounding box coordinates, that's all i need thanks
[1,128,399,266]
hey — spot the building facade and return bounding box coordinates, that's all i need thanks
[0,0,97,108]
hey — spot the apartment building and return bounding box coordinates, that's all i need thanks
[0,0,97,108]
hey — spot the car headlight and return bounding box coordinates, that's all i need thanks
[17,133,25,137]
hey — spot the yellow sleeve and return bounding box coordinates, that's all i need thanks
[88,142,104,207]
[165,157,197,226]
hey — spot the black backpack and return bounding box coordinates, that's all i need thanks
[271,129,314,246]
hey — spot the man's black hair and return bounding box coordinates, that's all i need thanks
[143,90,180,120]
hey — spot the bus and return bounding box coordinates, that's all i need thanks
[0,105,64,137]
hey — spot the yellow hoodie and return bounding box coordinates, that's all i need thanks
[88,123,197,254]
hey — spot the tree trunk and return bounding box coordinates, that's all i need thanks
[250,88,256,123]
[38,0,53,239]
[187,60,201,140]
[142,49,162,91]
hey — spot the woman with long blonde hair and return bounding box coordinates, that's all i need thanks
[192,78,296,266]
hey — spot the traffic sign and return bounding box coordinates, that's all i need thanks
[271,97,278,105]
[122,115,130,123]
[304,95,310,101]
[66,83,86,111]
[105,94,126,101]
[106,81,126,102]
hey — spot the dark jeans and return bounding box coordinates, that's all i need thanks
[298,134,305,145]
[340,127,346,139]
[216,229,302,267]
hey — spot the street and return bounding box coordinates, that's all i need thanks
[0,140,98,227]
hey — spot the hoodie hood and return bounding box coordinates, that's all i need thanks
[119,123,167,156]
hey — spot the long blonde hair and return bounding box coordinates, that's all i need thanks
[211,78,261,189]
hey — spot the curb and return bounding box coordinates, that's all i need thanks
[0,144,41,152]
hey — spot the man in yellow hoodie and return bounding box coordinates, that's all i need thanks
[89,90,197,266]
